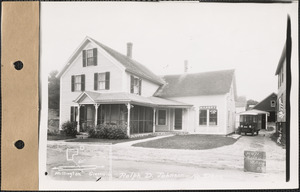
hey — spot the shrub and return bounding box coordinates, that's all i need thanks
[47,129,59,136]
[61,121,77,136]
[89,124,128,139]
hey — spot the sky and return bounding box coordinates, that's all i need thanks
[41,2,297,101]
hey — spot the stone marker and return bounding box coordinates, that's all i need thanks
[244,151,266,173]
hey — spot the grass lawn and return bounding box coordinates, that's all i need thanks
[132,135,237,150]
[65,135,156,144]
[47,134,76,141]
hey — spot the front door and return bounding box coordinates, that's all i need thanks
[174,109,182,130]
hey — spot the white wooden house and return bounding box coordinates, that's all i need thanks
[57,37,236,136]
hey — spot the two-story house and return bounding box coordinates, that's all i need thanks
[56,36,236,136]
[275,42,287,143]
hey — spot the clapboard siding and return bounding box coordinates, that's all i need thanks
[59,42,124,127]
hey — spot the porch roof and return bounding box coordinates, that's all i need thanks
[238,109,270,116]
[74,91,192,108]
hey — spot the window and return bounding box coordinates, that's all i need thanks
[98,73,106,89]
[271,100,276,107]
[74,75,81,91]
[199,110,207,125]
[130,75,142,95]
[83,48,97,67]
[209,109,218,125]
[157,110,166,125]
[71,74,85,92]
[199,106,218,126]
[87,49,94,66]
[94,72,110,90]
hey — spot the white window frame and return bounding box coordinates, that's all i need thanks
[97,73,106,90]
[133,77,140,94]
[199,109,207,126]
[86,49,95,66]
[270,100,276,107]
[74,75,82,91]
[199,106,218,127]
[157,109,167,126]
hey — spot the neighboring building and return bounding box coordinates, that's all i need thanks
[253,93,277,129]
[275,42,287,142]
[56,36,236,136]
[235,96,247,128]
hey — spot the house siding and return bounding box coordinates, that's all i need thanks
[277,59,286,123]
[126,73,160,97]
[225,82,236,134]
[59,42,125,128]
[167,95,229,135]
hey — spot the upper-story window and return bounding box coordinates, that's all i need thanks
[271,100,276,107]
[83,48,97,67]
[130,75,142,95]
[71,74,85,92]
[94,72,110,90]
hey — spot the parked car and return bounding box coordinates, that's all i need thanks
[238,114,260,136]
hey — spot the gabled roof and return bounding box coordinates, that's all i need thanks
[275,42,286,75]
[57,36,164,85]
[74,91,192,108]
[253,92,277,112]
[155,69,236,98]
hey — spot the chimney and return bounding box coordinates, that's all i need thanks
[184,60,188,73]
[127,42,133,58]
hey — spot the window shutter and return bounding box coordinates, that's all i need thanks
[94,73,98,90]
[70,106,74,122]
[82,50,87,67]
[93,48,97,66]
[138,79,142,95]
[75,107,78,121]
[130,75,134,93]
[81,74,85,91]
[105,72,110,90]
[71,75,75,92]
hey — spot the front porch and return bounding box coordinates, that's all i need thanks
[76,103,155,136]
[72,91,192,137]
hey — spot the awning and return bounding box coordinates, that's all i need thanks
[238,109,270,116]
[73,91,192,108]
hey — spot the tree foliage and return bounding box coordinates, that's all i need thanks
[48,70,60,109]
[246,99,259,110]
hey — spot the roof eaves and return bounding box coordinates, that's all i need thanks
[253,92,277,109]
[126,69,164,85]
[275,43,286,75]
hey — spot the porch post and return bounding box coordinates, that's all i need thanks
[127,103,131,137]
[94,104,99,127]
[77,104,81,132]
[265,114,268,131]
[153,108,156,133]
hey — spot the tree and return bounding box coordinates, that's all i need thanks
[48,70,60,109]
[246,99,259,110]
